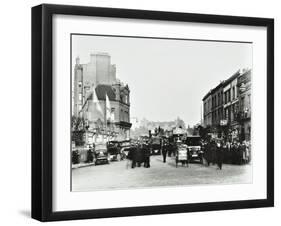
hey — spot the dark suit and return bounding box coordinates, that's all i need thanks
[143,145,151,168]
[162,143,168,163]
[216,144,224,170]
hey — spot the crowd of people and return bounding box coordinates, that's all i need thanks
[126,138,251,170]
[202,139,251,170]
[127,143,151,168]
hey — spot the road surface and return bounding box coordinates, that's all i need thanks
[72,155,252,191]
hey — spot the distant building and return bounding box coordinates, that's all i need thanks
[73,53,131,141]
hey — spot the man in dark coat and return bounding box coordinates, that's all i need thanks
[203,141,211,166]
[162,140,168,163]
[143,143,151,168]
[211,140,217,165]
[127,147,137,168]
[135,144,144,167]
[216,141,224,170]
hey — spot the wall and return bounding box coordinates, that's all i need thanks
[0,0,279,226]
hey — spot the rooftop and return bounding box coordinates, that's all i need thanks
[87,84,116,101]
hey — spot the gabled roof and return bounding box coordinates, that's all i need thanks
[87,84,116,101]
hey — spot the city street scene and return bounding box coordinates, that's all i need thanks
[71,34,252,192]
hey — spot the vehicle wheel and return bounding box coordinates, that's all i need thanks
[117,154,121,161]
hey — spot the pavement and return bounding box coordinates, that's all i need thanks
[72,155,252,192]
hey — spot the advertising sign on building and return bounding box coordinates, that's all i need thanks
[220,119,228,126]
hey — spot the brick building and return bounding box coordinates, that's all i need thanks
[202,69,251,141]
[211,81,225,130]
[202,91,212,127]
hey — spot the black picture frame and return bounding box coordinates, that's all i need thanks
[32,4,274,222]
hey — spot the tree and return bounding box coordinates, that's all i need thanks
[71,115,86,131]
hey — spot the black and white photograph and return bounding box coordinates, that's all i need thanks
[71,34,253,192]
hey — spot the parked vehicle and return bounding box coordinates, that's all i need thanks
[150,137,161,155]
[119,140,134,157]
[107,141,125,161]
[93,143,109,165]
[185,135,203,163]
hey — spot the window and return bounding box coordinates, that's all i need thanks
[111,108,115,121]
[225,109,229,121]
[215,96,217,107]
[241,97,245,111]
[78,93,82,101]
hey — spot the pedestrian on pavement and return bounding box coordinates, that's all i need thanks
[238,142,244,165]
[204,140,212,166]
[211,139,217,165]
[143,142,151,168]
[135,144,144,167]
[127,146,136,168]
[245,141,250,163]
[231,141,237,164]
[162,140,168,163]
[216,141,224,170]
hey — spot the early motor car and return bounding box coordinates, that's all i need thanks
[185,135,203,163]
[150,137,161,155]
[93,143,109,165]
[107,141,125,161]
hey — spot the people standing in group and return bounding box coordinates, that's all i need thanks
[201,137,251,167]
[135,143,144,167]
[127,146,137,168]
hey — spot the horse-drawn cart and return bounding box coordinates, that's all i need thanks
[175,143,189,167]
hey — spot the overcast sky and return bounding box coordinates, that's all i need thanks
[72,34,252,126]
